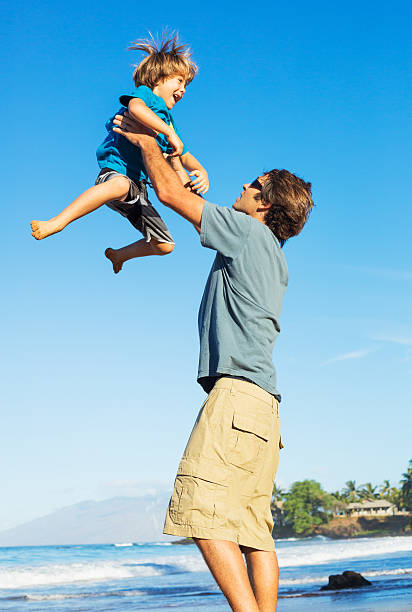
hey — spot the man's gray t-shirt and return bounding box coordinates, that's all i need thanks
[198,201,289,397]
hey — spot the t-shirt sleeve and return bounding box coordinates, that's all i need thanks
[119,86,154,108]
[200,202,252,258]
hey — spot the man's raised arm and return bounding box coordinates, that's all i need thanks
[113,114,204,231]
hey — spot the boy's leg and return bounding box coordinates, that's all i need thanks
[104,179,175,273]
[105,238,174,273]
[244,547,279,612]
[31,175,130,240]
[193,538,260,612]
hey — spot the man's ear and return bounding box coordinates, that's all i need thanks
[257,199,271,213]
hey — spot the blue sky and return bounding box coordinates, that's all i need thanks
[2,0,411,530]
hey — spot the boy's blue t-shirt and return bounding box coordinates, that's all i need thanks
[96,85,188,182]
[198,202,289,398]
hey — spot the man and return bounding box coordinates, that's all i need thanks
[113,113,313,611]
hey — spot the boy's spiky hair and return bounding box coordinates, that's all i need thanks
[129,31,198,89]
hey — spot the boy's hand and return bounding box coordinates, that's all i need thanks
[190,169,209,195]
[164,153,183,172]
[167,130,184,156]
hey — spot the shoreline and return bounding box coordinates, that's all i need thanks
[172,516,412,544]
[172,531,412,545]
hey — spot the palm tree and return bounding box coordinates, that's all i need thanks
[359,482,378,500]
[331,490,346,502]
[342,480,359,501]
[389,486,402,508]
[400,459,412,510]
[271,483,285,507]
[379,479,391,499]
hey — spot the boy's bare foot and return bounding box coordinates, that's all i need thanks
[105,248,123,274]
[31,219,63,240]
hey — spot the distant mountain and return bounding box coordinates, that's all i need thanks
[0,493,176,546]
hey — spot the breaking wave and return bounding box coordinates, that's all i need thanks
[1,536,411,590]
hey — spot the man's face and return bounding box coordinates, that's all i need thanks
[233,176,265,216]
[153,75,186,109]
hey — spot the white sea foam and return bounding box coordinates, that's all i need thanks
[25,593,91,601]
[280,575,329,587]
[0,551,208,589]
[1,537,411,589]
[364,567,412,578]
[21,570,412,603]
[25,590,144,601]
[277,536,412,568]
[0,561,162,589]
[278,567,412,588]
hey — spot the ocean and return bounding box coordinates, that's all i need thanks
[0,536,411,611]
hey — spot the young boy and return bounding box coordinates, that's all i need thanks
[30,34,208,273]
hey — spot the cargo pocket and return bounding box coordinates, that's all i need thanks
[168,457,229,529]
[229,410,271,472]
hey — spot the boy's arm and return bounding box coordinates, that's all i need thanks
[128,98,183,155]
[164,154,192,188]
[113,115,204,230]
[181,151,209,195]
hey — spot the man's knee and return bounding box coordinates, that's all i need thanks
[151,240,175,256]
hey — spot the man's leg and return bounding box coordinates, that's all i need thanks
[194,538,260,612]
[243,547,279,612]
[164,380,282,611]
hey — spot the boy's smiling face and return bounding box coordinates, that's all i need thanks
[153,75,186,109]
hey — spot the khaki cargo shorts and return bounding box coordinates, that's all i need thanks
[163,377,282,551]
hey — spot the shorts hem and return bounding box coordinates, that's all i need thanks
[237,536,275,552]
[163,521,275,552]
[146,230,175,245]
[163,522,236,542]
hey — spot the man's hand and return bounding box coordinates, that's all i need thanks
[114,113,183,156]
[114,112,204,230]
[113,112,156,146]
[190,169,209,195]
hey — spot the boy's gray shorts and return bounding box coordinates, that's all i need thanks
[96,168,174,244]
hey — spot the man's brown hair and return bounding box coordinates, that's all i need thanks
[260,170,314,246]
[129,32,198,89]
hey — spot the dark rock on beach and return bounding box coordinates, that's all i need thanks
[321,570,372,591]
